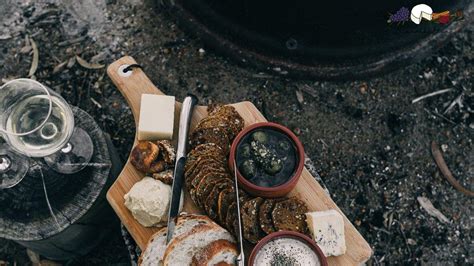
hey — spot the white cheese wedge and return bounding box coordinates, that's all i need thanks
[411,4,433,24]
[138,94,175,140]
[306,210,346,257]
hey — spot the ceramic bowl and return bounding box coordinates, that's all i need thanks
[248,231,328,266]
[229,122,304,198]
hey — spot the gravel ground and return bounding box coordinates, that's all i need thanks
[0,0,472,265]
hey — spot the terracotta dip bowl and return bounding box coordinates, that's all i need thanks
[249,231,328,266]
[229,122,304,198]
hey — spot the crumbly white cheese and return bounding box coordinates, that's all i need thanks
[138,94,175,140]
[124,177,183,227]
[306,210,346,257]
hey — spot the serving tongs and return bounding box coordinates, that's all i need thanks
[233,160,245,266]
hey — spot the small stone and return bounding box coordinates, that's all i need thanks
[0,33,12,40]
[293,127,301,136]
[441,144,448,152]
[198,48,205,56]
[66,56,76,68]
[359,83,368,94]
[423,71,434,79]
[296,89,304,104]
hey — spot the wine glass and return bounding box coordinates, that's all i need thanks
[0,142,29,189]
[0,79,94,182]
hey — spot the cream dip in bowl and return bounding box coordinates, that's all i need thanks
[249,231,327,266]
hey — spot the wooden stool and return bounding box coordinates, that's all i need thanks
[0,107,122,260]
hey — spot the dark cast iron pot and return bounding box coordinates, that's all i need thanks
[167,0,473,79]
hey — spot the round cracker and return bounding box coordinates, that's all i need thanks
[271,197,308,234]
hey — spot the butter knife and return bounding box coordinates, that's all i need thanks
[233,160,245,266]
[166,94,198,243]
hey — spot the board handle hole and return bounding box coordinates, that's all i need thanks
[118,64,143,77]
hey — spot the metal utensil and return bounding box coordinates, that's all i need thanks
[233,160,245,266]
[166,94,198,243]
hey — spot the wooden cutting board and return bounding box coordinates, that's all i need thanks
[106,56,373,265]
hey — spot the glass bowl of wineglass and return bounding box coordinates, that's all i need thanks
[0,78,94,188]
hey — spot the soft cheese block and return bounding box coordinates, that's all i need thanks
[124,177,183,227]
[138,94,175,140]
[306,210,346,257]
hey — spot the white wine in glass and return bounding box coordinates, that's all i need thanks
[6,94,74,157]
[0,79,94,183]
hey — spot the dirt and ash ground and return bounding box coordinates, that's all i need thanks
[0,0,472,265]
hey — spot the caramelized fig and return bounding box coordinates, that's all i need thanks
[130,141,160,173]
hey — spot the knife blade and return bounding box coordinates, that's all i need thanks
[233,160,245,266]
[166,94,198,243]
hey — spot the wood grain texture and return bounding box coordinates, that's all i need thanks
[0,107,112,241]
[106,56,373,265]
[17,134,122,261]
[0,108,119,260]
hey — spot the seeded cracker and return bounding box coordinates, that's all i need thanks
[272,197,308,234]
[242,197,265,244]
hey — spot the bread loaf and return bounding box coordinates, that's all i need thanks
[139,214,237,266]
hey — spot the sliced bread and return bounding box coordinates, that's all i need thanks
[138,228,167,266]
[191,239,238,266]
[258,198,285,235]
[163,223,235,266]
[174,214,214,237]
[242,197,265,244]
[204,179,233,220]
[272,197,308,234]
[217,187,235,224]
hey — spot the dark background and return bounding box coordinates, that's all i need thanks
[0,0,472,265]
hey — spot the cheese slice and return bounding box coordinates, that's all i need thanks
[306,210,346,257]
[138,94,175,140]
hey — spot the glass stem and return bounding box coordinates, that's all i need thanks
[0,155,11,173]
[61,143,73,154]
